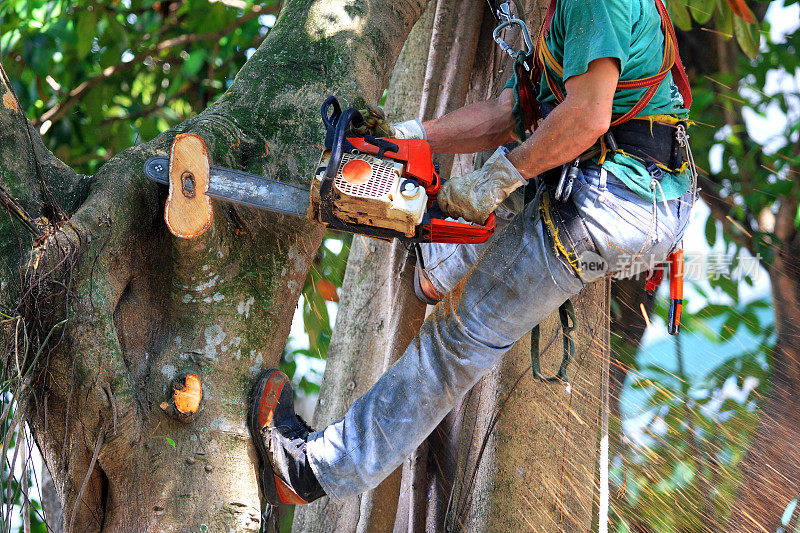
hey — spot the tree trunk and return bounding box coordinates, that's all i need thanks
[726,196,800,533]
[291,3,435,530]
[41,463,65,533]
[295,1,611,531]
[0,1,428,530]
[443,280,610,532]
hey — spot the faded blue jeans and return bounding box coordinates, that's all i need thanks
[306,166,693,499]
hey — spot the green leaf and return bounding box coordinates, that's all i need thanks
[704,215,717,247]
[715,0,733,37]
[668,0,693,31]
[182,49,208,78]
[689,0,715,24]
[76,10,97,59]
[165,437,176,448]
[733,16,760,59]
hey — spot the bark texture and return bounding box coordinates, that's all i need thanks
[0,1,428,530]
[295,1,611,531]
[443,281,610,532]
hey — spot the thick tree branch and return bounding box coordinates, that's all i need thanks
[698,175,759,256]
[0,62,90,307]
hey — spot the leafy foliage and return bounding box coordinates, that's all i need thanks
[0,0,278,175]
[280,233,351,398]
[667,0,762,57]
[613,299,771,530]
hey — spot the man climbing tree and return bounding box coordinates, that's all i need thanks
[248,0,698,510]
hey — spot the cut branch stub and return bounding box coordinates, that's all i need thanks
[161,373,204,423]
[165,133,212,238]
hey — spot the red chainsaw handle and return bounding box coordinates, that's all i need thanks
[422,213,496,244]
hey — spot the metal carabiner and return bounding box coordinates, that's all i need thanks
[492,2,534,69]
[555,158,580,202]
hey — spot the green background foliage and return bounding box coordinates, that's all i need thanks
[1,0,277,175]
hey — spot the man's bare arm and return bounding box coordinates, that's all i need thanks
[423,89,518,154]
[507,57,620,179]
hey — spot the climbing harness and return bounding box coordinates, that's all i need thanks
[496,0,698,377]
[531,0,692,129]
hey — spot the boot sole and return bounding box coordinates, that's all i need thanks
[248,369,289,506]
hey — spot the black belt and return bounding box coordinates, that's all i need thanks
[540,101,686,171]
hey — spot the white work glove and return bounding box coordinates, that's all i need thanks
[437,147,527,224]
[391,119,427,140]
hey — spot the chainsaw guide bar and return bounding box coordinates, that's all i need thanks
[144,154,311,219]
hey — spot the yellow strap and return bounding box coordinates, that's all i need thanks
[535,21,676,111]
[540,193,582,274]
[537,29,564,78]
[613,148,691,174]
[598,135,608,165]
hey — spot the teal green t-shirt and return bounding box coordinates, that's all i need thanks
[505,0,691,202]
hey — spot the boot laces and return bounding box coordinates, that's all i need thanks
[270,414,314,441]
[292,415,314,438]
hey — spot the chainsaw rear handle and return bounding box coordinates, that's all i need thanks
[421,204,496,244]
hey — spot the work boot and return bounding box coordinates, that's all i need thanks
[248,370,326,505]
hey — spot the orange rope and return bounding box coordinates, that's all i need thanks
[532,0,683,127]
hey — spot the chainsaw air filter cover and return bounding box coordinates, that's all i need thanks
[312,151,428,238]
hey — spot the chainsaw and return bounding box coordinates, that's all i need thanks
[144,96,495,244]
